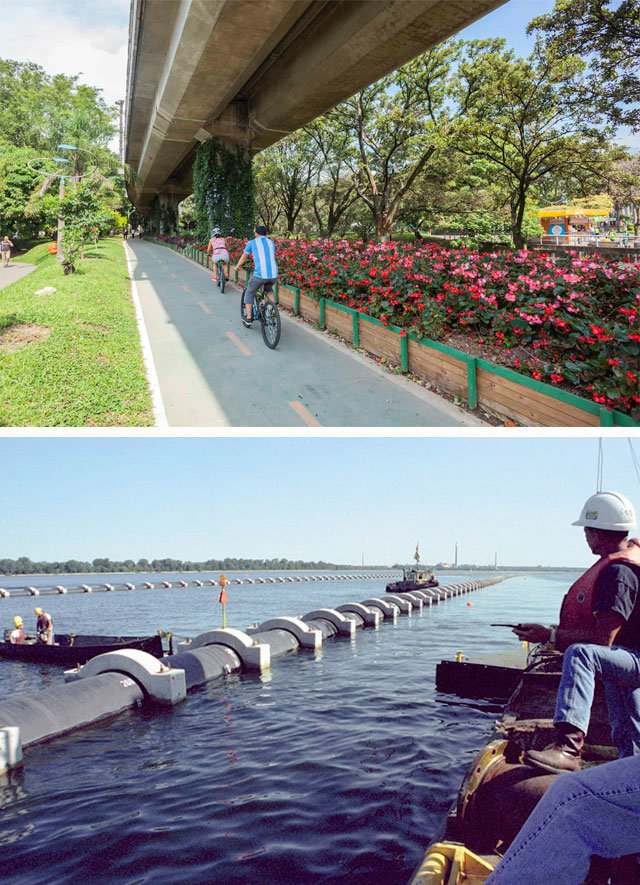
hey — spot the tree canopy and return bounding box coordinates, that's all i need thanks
[529,0,640,130]
[0,58,123,238]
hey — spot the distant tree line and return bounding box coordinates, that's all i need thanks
[0,557,379,576]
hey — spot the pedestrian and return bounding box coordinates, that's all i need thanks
[513,491,640,772]
[34,606,53,644]
[8,616,25,644]
[235,224,278,328]
[1,235,14,268]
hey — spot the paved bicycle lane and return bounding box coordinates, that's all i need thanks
[125,239,486,427]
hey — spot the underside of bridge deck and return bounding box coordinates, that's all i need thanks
[126,0,507,211]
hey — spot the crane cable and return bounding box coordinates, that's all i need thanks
[597,438,640,492]
[596,437,604,493]
[629,438,640,487]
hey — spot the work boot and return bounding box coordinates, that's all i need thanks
[524,723,584,774]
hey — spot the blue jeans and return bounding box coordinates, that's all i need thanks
[554,643,640,757]
[486,755,640,884]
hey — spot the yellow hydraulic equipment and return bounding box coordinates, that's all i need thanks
[409,842,495,884]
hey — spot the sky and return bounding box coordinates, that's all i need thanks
[1,436,639,569]
[1,0,637,152]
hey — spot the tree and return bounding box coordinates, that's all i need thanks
[303,112,359,237]
[399,151,508,240]
[254,173,282,233]
[607,155,640,233]
[178,195,197,233]
[0,145,44,236]
[529,0,640,130]
[336,41,485,241]
[60,183,104,270]
[454,42,611,248]
[254,131,318,233]
[0,59,115,152]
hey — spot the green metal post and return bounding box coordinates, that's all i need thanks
[319,298,326,328]
[400,335,408,373]
[352,311,359,347]
[294,287,300,316]
[274,281,279,304]
[599,407,614,427]
[466,358,478,409]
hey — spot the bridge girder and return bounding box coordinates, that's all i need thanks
[125,0,508,211]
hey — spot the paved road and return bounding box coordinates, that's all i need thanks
[0,261,37,290]
[126,239,485,427]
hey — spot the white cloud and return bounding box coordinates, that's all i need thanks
[1,7,128,107]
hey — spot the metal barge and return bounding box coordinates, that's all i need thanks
[0,633,165,665]
[410,645,637,884]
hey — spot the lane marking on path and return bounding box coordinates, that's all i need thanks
[226,331,252,356]
[288,400,322,426]
[198,301,212,315]
[122,241,169,428]
[182,285,191,293]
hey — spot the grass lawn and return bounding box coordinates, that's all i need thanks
[0,238,153,426]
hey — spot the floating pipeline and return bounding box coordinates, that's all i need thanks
[0,577,508,773]
[0,573,402,598]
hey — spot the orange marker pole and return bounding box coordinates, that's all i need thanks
[218,574,228,628]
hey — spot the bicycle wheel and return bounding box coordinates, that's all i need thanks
[261,300,281,349]
[240,288,247,320]
[218,263,225,293]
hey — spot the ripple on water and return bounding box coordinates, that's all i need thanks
[0,574,570,883]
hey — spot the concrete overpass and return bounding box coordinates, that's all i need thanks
[125,0,507,213]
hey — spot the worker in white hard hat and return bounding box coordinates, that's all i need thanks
[513,491,640,774]
[34,606,53,644]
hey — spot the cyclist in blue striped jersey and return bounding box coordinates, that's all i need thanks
[235,225,278,328]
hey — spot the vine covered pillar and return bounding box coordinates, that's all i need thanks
[193,101,254,242]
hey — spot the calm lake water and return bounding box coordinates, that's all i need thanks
[0,569,577,884]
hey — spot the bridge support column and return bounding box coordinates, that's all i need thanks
[148,192,184,236]
[193,103,254,240]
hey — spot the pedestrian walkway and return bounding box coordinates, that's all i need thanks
[0,262,36,290]
[125,239,486,427]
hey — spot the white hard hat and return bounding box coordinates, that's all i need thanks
[572,491,636,531]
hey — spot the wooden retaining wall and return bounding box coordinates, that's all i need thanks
[274,282,635,428]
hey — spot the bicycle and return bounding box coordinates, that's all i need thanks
[240,282,281,349]
[214,258,226,293]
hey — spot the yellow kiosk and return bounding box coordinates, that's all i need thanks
[538,205,603,239]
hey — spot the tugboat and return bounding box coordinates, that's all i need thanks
[385,566,439,593]
[385,546,438,593]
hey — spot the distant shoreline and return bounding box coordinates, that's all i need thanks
[1,565,585,579]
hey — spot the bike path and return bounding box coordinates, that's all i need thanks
[0,262,37,290]
[126,239,485,427]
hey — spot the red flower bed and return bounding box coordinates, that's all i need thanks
[157,235,640,417]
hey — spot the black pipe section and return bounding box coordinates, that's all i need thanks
[303,618,338,639]
[163,646,242,691]
[341,612,365,628]
[0,673,145,747]
[248,628,299,656]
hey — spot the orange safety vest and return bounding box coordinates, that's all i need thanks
[559,538,640,631]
